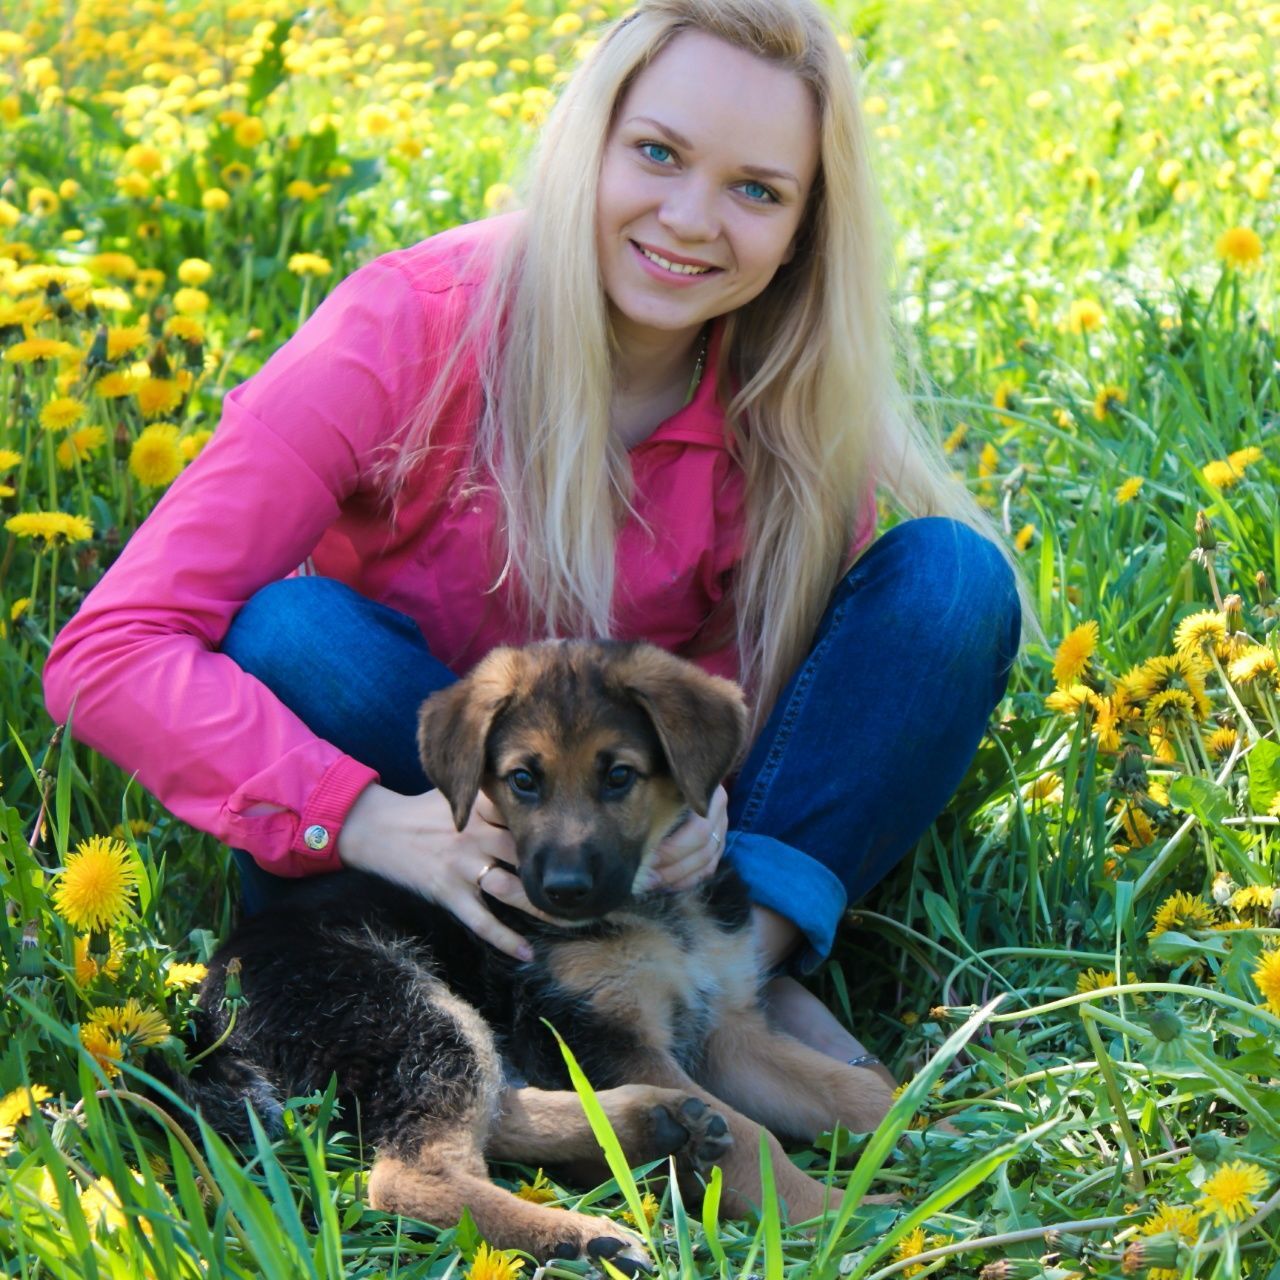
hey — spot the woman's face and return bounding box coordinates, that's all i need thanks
[596,29,821,351]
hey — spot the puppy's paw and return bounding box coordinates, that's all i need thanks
[647,1095,733,1181]
[550,1230,653,1275]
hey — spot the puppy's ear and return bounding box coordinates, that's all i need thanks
[620,647,748,816]
[417,650,520,830]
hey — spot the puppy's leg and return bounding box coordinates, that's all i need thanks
[487,1084,733,1186]
[369,1126,650,1272]
[626,1054,844,1223]
[700,1007,894,1140]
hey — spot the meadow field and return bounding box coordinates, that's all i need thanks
[1,0,1279,1275]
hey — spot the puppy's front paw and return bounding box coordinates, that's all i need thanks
[647,1095,732,1181]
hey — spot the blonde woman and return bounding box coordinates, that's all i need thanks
[45,0,1020,1071]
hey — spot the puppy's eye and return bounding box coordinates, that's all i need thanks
[508,768,539,797]
[603,764,636,795]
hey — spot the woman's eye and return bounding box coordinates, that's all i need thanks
[508,769,538,796]
[739,181,777,204]
[640,142,674,165]
[604,764,636,793]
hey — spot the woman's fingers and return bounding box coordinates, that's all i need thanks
[646,784,730,890]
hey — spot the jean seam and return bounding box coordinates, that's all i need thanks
[736,586,854,834]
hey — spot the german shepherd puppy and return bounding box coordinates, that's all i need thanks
[185,641,893,1269]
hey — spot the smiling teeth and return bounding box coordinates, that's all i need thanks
[639,245,712,275]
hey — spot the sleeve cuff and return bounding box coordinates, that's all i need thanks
[724,832,848,976]
[285,755,381,874]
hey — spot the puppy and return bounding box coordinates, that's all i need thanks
[184,641,893,1268]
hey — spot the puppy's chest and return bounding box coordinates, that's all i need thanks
[543,906,758,1067]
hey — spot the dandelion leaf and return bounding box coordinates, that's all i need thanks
[1246,739,1280,815]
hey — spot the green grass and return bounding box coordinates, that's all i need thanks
[2,0,1280,1275]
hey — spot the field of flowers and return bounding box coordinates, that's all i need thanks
[1,0,1278,1276]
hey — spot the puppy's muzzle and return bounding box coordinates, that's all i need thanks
[525,843,632,920]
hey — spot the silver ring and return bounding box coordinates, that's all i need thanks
[476,861,499,891]
[711,831,722,847]
[847,1053,881,1069]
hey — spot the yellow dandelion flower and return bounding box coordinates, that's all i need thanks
[1093,384,1126,420]
[1197,1160,1269,1224]
[95,370,137,398]
[549,12,584,37]
[164,316,205,345]
[1253,947,1280,1015]
[1119,804,1155,849]
[179,428,214,461]
[1129,653,1212,717]
[220,162,252,188]
[1231,884,1274,913]
[1077,968,1141,994]
[1014,523,1036,552]
[107,324,149,361]
[1174,610,1227,659]
[467,1241,524,1280]
[129,423,184,487]
[1053,621,1099,687]
[1045,683,1093,716]
[164,961,208,990]
[1148,890,1217,940]
[943,422,969,454]
[1228,646,1278,687]
[79,1022,123,1078]
[1022,772,1064,805]
[87,999,170,1050]
[57,425,107,469]
[1141,1201,1199,1244]
[233,117,266,148]
[1116,476,1143,504]
[1067,298,1106,333]
[39,396,87,432]
[1216,226,1263,267]
[74,934,125,984]
[287,252,332,277]
[1203,459,1243,489]
[201,188,231,212]
[5,337,78,365]
[173,287,209,316]
[52,834,138,931]
[4,511,93,544]
[0,448,22,470]
[1206,726,1238,757]
[892,1227,928,1279]
[134,378,183,419]
[620,1190,661,1228]
[513,1168,559,1204]
[0,1084,52,1129]
[87,252,138,280]
[992,380,1020,425]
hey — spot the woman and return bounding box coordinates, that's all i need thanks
[44,0,1021,1071]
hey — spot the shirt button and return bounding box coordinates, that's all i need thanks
[303,824,330,851]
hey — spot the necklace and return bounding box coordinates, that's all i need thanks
[682,325,711,407]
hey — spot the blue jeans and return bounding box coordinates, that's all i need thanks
[222,517,1019,972]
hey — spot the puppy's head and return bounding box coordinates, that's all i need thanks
[418,641,747,920]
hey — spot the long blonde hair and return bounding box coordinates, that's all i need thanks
[389,0,1019,729]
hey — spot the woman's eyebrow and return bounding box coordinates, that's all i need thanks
[626,114,801,188]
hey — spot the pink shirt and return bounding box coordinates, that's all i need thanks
[44,214,873,878]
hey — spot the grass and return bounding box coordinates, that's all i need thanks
[1,0,1279,1275]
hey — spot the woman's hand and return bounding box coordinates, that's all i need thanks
[640,783,730,892]
[336,783,545,961]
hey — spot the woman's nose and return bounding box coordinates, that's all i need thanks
[657,176,718,244]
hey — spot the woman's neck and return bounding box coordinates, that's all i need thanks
[608,319,707,448]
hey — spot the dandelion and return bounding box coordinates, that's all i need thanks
[130,423,184,487]
[173,287,209,316]
[549,11,584,36]
[1216,226,1263,267]
[1148,890,1217,939]
[1206,725,1238,757]
[87,252,138,279]
[176,258,212,287]
[1174,610,1226,659]
[1196,1160,1269,1224]
[0,448,21,469]
[106,323,148,360]
[74,934,125,984]
[4,337,78,365]
[0,1084,51,1130]
[1228,645,1278,688]
[179,428,214,461]
[52,834,138,931]
[1022,772,1063,805]
[466,1241,524,1280]
[1137,1203,1199,1280]
[1253,947,1280,1015]
[1067,298,1105,333]
[1114,476,1143,503]
[165,316,205,346]
[1076,968,1140,994]
[201,188,231,212]
[483,182,517,213]
[513,1168,559,1204]
[57,426,107,468]
[943,422,968,454]
[891,1227,929,1279]
[38,396,86,432]
[95,371,137,398]
[1092,384,1125,420]
[233,117,266,147]
[221,162,252,188]
[1053,621,1098,686]
[79,1022,123,1078]
[993,379,1020,424]
[86,999,170,1051]
[79,1177,130,1234]
[4,511,93,544]
[1126,653,1211,719]
[288,252,332,277]
[164,961,208,990]
[1203,459,1245,489]
[620,1191,661,1229]
[134,377,183,419]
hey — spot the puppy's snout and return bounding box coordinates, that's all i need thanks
[527,843,629,918]
[540,859,596,910]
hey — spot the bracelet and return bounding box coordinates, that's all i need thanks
[846,1053,881,1069]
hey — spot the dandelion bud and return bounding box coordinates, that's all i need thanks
[19,919,43,978]
[1211,871,1236,905]
[1001,465,1027,496]
[1189,1131,1223,1162]
[1045,1230,1090,1258]
[1146,1008,1184,1042]
[1110,745,1149,795]
[222,956,243,1005]
[979,1260,1043,1280]
[84,326,110,373]
[1195,509,1217,553]
[1122,1233,1181,1274]
[1222,594,1243,633]
[1257,572,1276,606]
[45,279,73,321]
[147,342,172,380]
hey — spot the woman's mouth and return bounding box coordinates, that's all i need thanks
[630,240,720,281]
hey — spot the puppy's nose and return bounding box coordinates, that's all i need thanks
[541,864,595,909]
